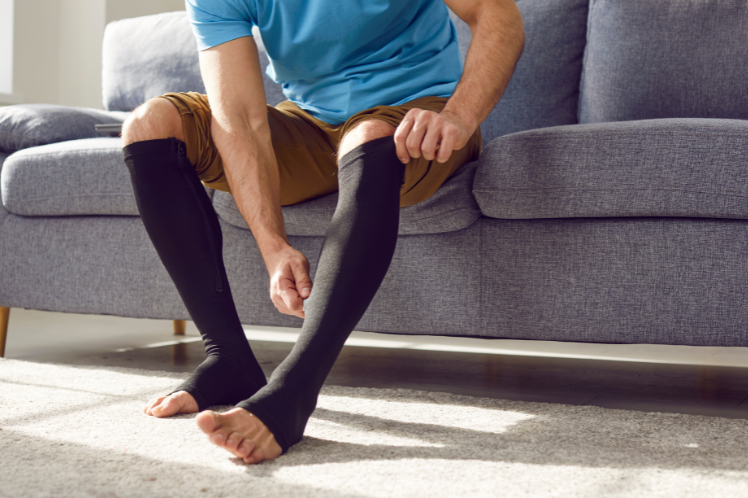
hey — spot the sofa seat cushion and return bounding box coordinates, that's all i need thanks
[580,0,748,123]
[474,119,748,220]
[1,138,140,216]
[214,161,481,236]
[0,104,128,153]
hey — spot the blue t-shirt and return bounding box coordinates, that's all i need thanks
[185,0,463,124]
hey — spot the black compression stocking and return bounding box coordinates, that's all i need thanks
[238,136,405,452]
[123,138,267,410]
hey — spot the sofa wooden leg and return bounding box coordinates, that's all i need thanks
[173,319,186,336]
[0,307,9,358]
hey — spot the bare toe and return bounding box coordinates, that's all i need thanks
[144,396,166,415]
[147,391,198,418]
[237,440,254,458]
[209,429,228,446]
[245,448,262,465]
[196,408,282,464]
[225,432,242,451]
[152,396,180,417]
[196,410,219,433]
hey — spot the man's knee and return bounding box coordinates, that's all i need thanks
[338,120,396,161]
[122,97,184,146]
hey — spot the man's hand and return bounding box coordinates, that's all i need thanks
[266,246,313,318]
[393,109,475,165]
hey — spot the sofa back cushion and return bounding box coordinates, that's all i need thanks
[452,0,589,143]
[102,11,284,112]
[580,0,748,123]
[105,5,588,137]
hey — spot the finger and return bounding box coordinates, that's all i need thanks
[270,292,292,316]
[278,277,305,317]
[292,263,313,299]
[279,284,304,317]
[394,113,416,164]
[436,129,456,163]
[282,291,304,318]
[405,111,429,159]
[420,118,443,161]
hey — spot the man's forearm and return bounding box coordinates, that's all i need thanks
[442,0,525,131]
[212,108,313,317]
[211,115,290,262]
[198,37,293,270]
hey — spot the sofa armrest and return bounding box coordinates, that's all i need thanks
[473,118,748,220]
[0,152,9,221]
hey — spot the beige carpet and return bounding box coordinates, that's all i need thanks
[2,358,748,497]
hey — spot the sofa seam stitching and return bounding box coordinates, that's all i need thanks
[473,186,748,198]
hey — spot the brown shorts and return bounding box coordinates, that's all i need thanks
[160,92,482,207]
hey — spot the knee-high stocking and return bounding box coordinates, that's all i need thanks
[238,136,404,452]
[123,138,267,410]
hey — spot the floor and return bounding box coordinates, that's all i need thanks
[6,308,748,419]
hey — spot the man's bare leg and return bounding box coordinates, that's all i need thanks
[197,121,400,463]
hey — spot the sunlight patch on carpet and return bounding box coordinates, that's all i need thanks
[3,359,748,498]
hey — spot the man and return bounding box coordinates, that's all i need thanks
[122,0,523,464]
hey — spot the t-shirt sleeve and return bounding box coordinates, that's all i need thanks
[185,0,256,51]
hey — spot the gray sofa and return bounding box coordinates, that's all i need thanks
[2,0,748,357]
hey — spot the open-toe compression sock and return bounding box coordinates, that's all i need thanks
[238,136,405,452]
[123,138,267,410]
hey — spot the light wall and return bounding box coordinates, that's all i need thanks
[105,0,186,25]
[11,0,60,106]
[0,0,14,96]
[11,0,184,109]
[58,0,106,110]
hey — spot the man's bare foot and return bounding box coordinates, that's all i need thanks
[196,408,282,464]
[143,391,199,418]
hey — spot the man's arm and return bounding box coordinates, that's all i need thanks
[199,36,311,318]
[394,0,524,163]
